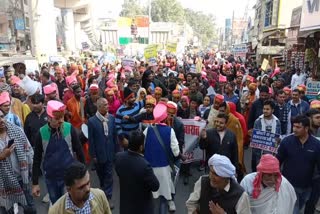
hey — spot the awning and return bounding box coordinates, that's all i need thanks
[257,45,285,55]
[262,30,278,40]
[298,29,320,38]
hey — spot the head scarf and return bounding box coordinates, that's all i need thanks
[208,154,235,178]
[0,82,12,94]
[136,88,147,101]
[252,154,282,199]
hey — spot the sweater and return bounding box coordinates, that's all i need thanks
[48,188,112,214]
[276,134,320,188]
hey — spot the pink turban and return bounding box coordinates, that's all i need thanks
[252,154,282,199]
[181,95,190,105]
[219,75,227,83]
[10,76,21,86]
[0,91,10,105]
[153,102,168,123]
[43,84,56,95]
[47,100,66,118]
[66,75,77,86]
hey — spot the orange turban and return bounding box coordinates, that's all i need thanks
[248,83,257,90]
[155,87,162,94]
[311,100,320,109]
[146,95,156,106]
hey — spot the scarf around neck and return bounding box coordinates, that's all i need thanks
[96,111,109,137]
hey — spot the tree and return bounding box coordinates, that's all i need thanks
[150,0,185,23]
[119,0,146,17]
[184,9,217,46]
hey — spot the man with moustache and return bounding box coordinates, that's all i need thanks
[199,113,239,170]
[115,87,144,148]
[240,154,296,214]
[277,115,320,214]
[49,161,112,213]
[88,98,116,208]
[186,154,251,214]
[24,94,47,147]
[32,100,85,204]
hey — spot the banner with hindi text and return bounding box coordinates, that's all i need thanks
[181,119,206,163]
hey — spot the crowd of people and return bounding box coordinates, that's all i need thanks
[0,52,319,214]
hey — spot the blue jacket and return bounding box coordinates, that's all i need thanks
[144,125,173,168]
[288,99,310,118]
[88,114,116,163]
[276,134,320,188]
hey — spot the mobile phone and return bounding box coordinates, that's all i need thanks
[7,139,14,148]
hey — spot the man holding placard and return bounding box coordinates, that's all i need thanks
[251,100,281,172]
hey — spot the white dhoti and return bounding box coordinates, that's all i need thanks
[152,166,175,200]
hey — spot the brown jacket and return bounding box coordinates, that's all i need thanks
[48,188,112,214]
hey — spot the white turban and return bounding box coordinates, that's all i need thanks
[208,154,235,178]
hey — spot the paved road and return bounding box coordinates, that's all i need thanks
[31,148,319,214]
[32,149,252,213]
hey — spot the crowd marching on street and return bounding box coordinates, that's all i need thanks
[0,51,320,214]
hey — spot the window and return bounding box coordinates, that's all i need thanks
[264,1,273,27]
[25,17,29,28]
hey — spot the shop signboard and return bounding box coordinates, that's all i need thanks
[306,80,320,100]
[300,0,320,31]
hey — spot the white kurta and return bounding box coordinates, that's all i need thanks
[143,127,180,200]
[240,172,297,214]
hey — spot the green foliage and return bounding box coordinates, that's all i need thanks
[150,0,185,23]
[119,0,217,47]
[184,8,217,46]
[119,0,147,18]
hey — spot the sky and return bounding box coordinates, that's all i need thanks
[94,0,256,27]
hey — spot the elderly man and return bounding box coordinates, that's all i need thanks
[88,98,116,208]
[240,154,296,213]
[186,154,251,214]
[0,109,35,213]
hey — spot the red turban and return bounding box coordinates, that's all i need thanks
[252,154,282,199]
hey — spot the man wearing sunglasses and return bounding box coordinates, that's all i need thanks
[32,100,85,204]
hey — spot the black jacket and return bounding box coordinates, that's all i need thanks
[247,99,264,129]
[115,151,159,214]
[199,128,238,169]
[24,110,48,146]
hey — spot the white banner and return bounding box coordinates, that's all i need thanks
[181,119,206,163]
[300,0,320,31]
